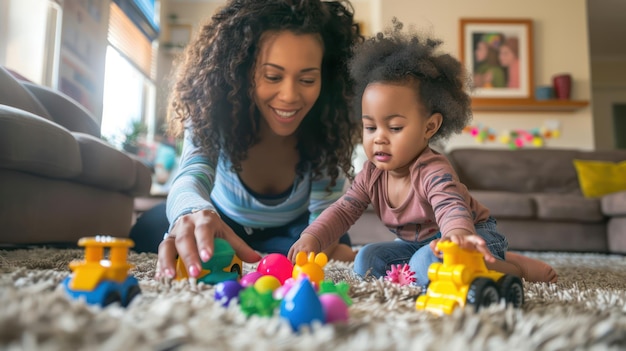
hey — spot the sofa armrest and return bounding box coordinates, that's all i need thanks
[602,191,626,216]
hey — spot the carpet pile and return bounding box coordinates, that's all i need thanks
[1,248,625,350]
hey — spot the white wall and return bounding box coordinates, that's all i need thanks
[155,0,598,150]
[375,0,594,151]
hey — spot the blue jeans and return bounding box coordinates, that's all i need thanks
[129,202,351,254]
[353,217,507,286]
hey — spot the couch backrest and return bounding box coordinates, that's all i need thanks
[447,148,626,194]
[0,66,52,120]
[23,82,101,138]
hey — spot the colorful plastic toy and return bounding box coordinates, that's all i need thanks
[214,280,244,307]
[256,253,293,284]
[240,271,263,287]
[319,293,349,323]
[292,251,327,285]
[239,286,280,317]
[416,241,524,315]
[62,236,140,307]
[175,238,242,284]
[279,276,325,331]
[385,263,416,286]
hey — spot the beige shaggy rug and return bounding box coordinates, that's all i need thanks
[1,248,625,351]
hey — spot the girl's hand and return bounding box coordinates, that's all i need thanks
[429,230,496,263]
[288,233,322,263]
[156,209,262,279]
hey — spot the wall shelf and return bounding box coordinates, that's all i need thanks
[471,99,589,112]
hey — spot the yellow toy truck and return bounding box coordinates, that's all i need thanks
[416,241,523,315]
[62,236,141,307]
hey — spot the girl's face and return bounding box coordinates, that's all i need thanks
[361,82,441,174]
[253,31,323,137]
[499,45,516,67]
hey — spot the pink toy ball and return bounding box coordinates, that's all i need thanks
[240,271,263,287]
[319,293,349,323]
[256,253,294,284]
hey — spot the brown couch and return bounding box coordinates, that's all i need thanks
[0,66,152,246]
[350,148,626,254]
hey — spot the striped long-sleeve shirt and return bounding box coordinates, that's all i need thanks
[165,131,346,230]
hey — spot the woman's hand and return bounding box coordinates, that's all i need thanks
[287,233,322,262]
[429,229,496,263]
[156,209,262,279]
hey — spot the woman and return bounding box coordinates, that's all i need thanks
[129,0,363,279]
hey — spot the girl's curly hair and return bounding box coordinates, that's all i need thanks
[349,19,472,142]
[169,0,363,185]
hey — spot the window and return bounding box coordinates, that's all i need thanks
[101,2,158,153]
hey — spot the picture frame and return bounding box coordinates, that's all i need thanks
[459,18,533,100]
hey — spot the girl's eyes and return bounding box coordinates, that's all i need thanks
[263,75,317,85]
[363,126,403,132]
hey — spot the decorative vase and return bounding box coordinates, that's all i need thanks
[552,74,572,100]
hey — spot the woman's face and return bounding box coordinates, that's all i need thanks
[253,31,323,137]
[475,41,488,62]
[499,45,516,67]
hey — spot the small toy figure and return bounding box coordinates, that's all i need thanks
[416,241,524,315]
[385,264,416,286]
[292,251,327,285]
[62,236,140,307]
[175,238,242,284]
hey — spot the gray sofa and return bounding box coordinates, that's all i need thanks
[350,148,626,254]
[0,66,152,246]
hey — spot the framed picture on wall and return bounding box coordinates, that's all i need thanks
[459,18,533,100]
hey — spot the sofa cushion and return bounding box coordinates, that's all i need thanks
[0,105,81,178]
[533,193,604,222]
[601,191,626,216]
[470,190,535,219]
[72,133,138,192]
[448,148,581,194]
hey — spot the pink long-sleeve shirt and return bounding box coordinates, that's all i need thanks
[305,147,491,248]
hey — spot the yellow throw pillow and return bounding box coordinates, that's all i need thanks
[573,159,626,198]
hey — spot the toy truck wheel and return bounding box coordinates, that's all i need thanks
[124,285,141,307]
[103,291,122,307]
[231,264,242,277]
[497,275,524,308]
[466,278,500,312]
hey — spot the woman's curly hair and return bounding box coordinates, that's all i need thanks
[169,0,363,185]
[349,19,472,142]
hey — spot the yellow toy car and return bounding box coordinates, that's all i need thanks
[415,241,523,315]
[62,236,140,307]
